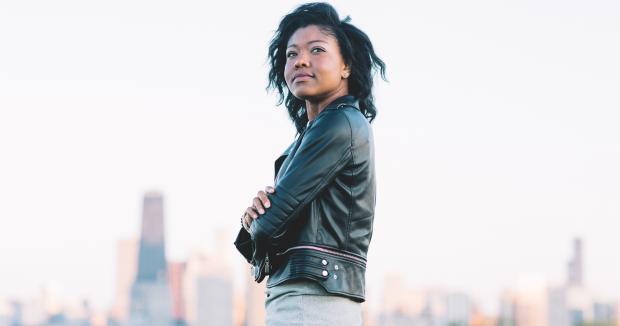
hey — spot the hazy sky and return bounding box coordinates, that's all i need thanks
[1,0,619,314]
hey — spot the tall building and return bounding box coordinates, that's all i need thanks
[592,301,616,324]
[168,261,188,326]
[567,238,583,287]
[183,249,234,326]
[0,300,12,326]
[110,238,138,324]
[547,285,569,326]
[376,274,474,326]
[498,290,517,326]
[195,275,233,326]
[565,238,592,325]
[498,276,548,326]
[183,232,233,326]
[182,249,208,326]
[445,291,473,324]
[129,192,172,326]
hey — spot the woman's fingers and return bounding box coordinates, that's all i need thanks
[242,212,252,231]
[246,187,275,222]
[253,197,265,215]
[245,206,259,219]
[258,190,271,209]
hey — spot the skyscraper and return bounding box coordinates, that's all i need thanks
[129,192,172,326]
[183,232,233,326]
[567,238,583,287]
[196,275,233,326]
[110,238,138,324]
[168,261,188,326]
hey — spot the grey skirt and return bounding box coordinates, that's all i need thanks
[264,279,362,326]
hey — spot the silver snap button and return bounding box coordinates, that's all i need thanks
[322,259,328,266]
[322,270,328,277]
[333,275,338,280]
[334,265,339,270]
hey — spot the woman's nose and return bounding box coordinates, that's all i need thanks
[294,52,309,68]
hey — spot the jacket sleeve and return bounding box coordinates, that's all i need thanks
[234,227,253,263]
[250,110,352,245]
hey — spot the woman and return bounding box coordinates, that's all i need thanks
[234,2,385,325]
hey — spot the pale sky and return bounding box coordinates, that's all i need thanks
[1,0,619,314]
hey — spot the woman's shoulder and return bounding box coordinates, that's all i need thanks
[309,108,372,149]
[308,109,354,143]
[317,102,369,125]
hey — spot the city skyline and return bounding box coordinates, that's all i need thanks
[1,0,619,318]
[0,193,615,326]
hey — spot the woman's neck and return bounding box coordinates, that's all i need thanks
[306,89,349,122]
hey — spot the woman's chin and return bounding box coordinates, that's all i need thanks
[290,87,318,100]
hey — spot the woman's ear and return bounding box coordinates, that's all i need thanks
[342,66,351,79]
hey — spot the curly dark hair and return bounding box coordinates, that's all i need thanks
[267,2,387,134]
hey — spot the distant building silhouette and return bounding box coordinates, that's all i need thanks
[549,237,592,326]
[183,232,233,326]
[567,238,583,287]
[110,238,138,324]
[129,192,172,326]
[196,275,233,326]
[377,274,474,326]
[168,261,188,326]
[499,280,547,326]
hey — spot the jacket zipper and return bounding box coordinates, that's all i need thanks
[276,245,366,266]
[264,252,271,274]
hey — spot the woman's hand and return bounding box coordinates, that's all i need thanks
[241,186,275,232]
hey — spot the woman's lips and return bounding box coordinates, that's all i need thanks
[293,74,314,82]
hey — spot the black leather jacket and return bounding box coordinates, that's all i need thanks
[234,95,375,302]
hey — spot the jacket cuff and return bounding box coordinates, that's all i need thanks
[233,227,254,263]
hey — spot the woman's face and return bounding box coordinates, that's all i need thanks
[284,25,350,101]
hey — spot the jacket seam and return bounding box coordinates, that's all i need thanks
[340,109,355,252]
[278,242,367,259]
[313,200,319,243]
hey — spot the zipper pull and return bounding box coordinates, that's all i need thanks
[264,253,271,274]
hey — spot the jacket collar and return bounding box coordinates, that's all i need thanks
[323,94,359,111]
[307,95,360,128]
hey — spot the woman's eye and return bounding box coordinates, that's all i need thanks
[286,52,297,58]
[311,47,325,53]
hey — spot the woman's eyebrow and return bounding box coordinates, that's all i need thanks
[287,40,328,48]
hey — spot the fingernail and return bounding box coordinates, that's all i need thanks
[259,208,265,214]
[265,202,270,208]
